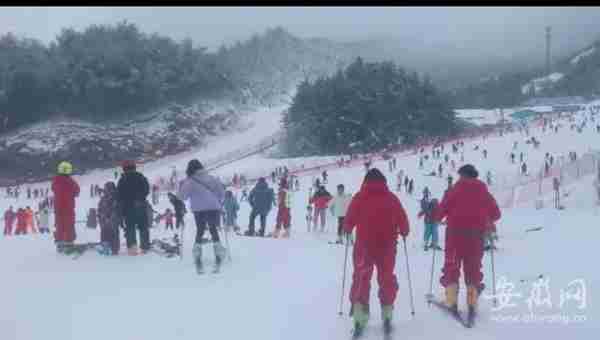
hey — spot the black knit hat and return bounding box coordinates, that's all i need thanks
[364,168,387,182]
[458,164,479,178]
[186,159,204,177]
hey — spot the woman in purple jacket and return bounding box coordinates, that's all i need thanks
[178,159,226,274]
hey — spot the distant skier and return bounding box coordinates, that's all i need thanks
[117,160,151,256]
[322,170,328,184]
[272,177,293,238]
[521,162,528,176]
[433,164,501,317]
[37,205,50,234]
[408,178,414,196]
[245,177,275,237]
[3,206,15,236]
[310,185,332,232]
[52,162,80,253]
[343,168,410,335]
[168,192,186,230]
[486,171,493,186]
[329,184,352,244]
[418,197,441,251]
[86,208,98,229]
[305,205,313,232]
[163,208,175,230]
[98,181,122,255]
[222,190,240,232]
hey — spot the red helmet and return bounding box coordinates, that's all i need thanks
[121,160,136,171]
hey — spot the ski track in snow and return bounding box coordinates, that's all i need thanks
[1,107,600,340]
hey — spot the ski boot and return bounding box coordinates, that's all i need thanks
[281,228,290,238]
[213,242,227,273]
[244,229,255,237]
[193,243,204,274]
[127,246,139,256]
[465,284,484,327]
[351,303,369,338]
[381,305,393,334]
[431,244,443,251]
[257,228,266,237]
[445,283,459,310]
[272,228,281,239]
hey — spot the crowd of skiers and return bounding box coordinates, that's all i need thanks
[3,203,51,236]
[5,186,51,200]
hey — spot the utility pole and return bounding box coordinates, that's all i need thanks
[546,26,552,75]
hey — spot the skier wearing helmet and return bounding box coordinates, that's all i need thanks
[51,161,80,253]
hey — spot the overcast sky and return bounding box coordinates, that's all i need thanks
[1,7,600,57]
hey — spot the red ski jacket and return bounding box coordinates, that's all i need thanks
[344,179,409,248]
[16,210,27,228]
[51,175,80,213]
[310,194,332,210]
[434,177,501,231]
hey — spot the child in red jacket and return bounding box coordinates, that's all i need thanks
[310,185,332,232]
[51,161,80,252]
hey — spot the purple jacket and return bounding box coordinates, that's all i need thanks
[178,170,225,212]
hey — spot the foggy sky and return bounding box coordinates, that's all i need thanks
[1,7,600,60]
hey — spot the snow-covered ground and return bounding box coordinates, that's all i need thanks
[1,108,600,340]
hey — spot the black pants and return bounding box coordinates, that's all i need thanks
[175,214,184,229]
[248,209,267,233]
[337,217,345,237]
[193,210,220,244]
[123,208,150,251]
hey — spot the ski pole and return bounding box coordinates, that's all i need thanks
[402,236,416,316]
[428,246,437,307]
[490,236,497,307]
[338,233,351,316]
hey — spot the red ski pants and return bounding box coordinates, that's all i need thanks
[349,242,398,306]
[440,228,484,288]
[54,211,76,243]
[275,207,291,230]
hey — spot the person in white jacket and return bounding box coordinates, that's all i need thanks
[329,184,353,244]
[37,205,51,234]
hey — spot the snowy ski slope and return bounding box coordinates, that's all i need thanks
[1,107,599,340]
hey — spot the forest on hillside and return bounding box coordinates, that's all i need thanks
[283,57,458,156]
[0,24,352,133]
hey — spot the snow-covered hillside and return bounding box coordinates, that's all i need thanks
[521,73,564,95]
[1,107,600,340]
[570,47,596,65]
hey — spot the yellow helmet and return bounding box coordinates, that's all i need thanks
[57,161,73,175]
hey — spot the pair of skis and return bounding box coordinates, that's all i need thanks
[425,293,476,328]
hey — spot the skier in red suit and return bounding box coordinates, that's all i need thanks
[51,161,80,252]
[343,168,410,332]
[433,164,501,312]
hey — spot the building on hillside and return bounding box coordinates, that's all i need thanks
[521,96,587,113]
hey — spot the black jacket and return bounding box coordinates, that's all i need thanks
[249,180,275,214]
[117,171,150,209]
